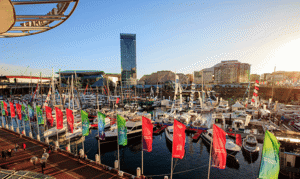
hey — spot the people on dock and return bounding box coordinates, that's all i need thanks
[22,143,26,151]
[7,149,12,157]
[15,143,19,152]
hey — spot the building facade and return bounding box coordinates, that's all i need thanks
[120,33,137,87]
[194,67,214,84]
[214,60,250,84]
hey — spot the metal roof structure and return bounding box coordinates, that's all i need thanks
[0,0,80,38]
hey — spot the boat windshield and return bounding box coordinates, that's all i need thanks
[246,142,257,147]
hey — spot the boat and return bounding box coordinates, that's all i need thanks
[94,120,143,141]
[201,129,241,156]
[165,126,173,143]
[242,134,259,153]
[153,124,167,135]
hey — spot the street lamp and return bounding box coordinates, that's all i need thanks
[40,156,47,174]
[30,156,38,169]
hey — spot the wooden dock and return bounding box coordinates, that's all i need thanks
[0,128,136,179]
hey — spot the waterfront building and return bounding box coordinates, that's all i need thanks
[139,71,188,85]
[120,33,137,87]
[57,70,105,87]
[194,67,214,84]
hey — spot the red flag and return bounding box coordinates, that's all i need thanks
[142,116,153,152]
[16,103,22,120]
[172,120,186,159]
[251,98,255,102]
[253,93,258,97]
[3,101,8,116]
[66,108,74,133]
[83,84,88,95]
[212,124,227,169]
[116,98,120,104]
[45,106,54,127]
[245,103,248,108]
[255,80,259,84]
[55,107,63,129]
[236,134,242,146]
[9,102,16,118]
[254,86,259,90]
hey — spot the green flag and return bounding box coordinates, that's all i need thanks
[36,106,44,124]
[1,101,5,116]
[117,114,127,146]
[81,110,90,136]
[21,105,29,121]
[259,130,280,179]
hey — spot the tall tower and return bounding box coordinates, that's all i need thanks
[120,33,136,88]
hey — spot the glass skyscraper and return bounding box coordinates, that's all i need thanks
[120,33,136,87]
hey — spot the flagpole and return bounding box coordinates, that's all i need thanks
[207,126,214,179]
[96,86,101,164]
[36,104,40,141]
[27,105,33,137]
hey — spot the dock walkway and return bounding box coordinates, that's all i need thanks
[0,128,135,179]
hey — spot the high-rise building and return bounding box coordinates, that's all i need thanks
[120,33,136,87]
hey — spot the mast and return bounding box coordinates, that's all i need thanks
[272,66,276,99]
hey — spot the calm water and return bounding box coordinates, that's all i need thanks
[1,115,281,179]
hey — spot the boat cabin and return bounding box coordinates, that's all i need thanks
[232,119,245,132]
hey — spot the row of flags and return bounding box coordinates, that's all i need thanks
[1,100,281,178]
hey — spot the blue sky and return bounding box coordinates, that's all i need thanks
[1,0,300,78]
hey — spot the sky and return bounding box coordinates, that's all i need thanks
[1,0,300,78]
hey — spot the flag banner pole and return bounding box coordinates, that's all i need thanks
[36,104,40,140]
[207,127,213,179]
[170,119,174,179]
[27,105,33,136]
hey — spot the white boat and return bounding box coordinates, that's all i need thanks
[293,122,300,131]
[242,134,259,153]
[95,120,143,141]
[201,129,241,156]
[165,126,173,143]
[232,119,245,132]
[65,126,82,140]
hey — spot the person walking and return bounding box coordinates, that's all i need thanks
[7,149,12,157]
[22,143,26,151]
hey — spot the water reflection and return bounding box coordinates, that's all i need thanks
[241,148,259,164]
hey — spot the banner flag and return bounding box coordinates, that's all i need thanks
[81,110,90,136]
[259,130,280,179]
[45,106,54,127]
[9,102,16,118]
[36,106,44,125]
[172,120,186,159]
[253,93,258,97]
[1,101,5,116]
[21,105,29,121]
[55,107,64,129]
[83,84,88,95]
[66,108,74,133]
[28,105,34,121]
[117,114,127,146]
[16,103,22,120]
[97,112,106,140]
[212,124,227,169]
[116,97,120,104]
[142,116,153,152]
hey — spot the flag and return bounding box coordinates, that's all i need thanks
[16,103,22,120]
[9,102,16,118]
[45,106,54,127]
[36,106,44,125]
[142,116,153,152]
[117,114,127,146]
[1,101,6,116]
[116,97,120,104]
[66,108,74,133]
[255,86,259,90]
[28,105,34,121]
[55,107,63,129]
[31,83,39,102]
[256,80,259,84]
[211,124,227,169]
[21,105,29,121]
[97,112,106,140]
[81,110,90,136]
[253,93,258,97]
[259,130,280,179]
[236,134,242,147]
[252,98,255,103]
[172,120,186,159]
